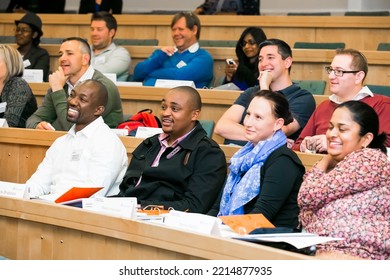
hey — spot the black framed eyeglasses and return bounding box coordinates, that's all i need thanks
[325,66,360,77]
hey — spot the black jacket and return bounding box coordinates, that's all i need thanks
[119,122,227,213]
[20,45,50,82]
[79,0,123,14]
[208,145,304,228]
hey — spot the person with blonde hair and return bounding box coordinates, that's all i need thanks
[0,44,37,127]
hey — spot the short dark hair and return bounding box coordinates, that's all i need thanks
[171,11,201,40]
[62,37,91,60]
[336,101,386,154]
[252,90,294,125]
[91,11,118,32]
[259,38,292,72]
[259,38,292,60]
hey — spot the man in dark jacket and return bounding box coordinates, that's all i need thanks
[118,86,227,214]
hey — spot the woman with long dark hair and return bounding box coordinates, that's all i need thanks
[222,27,266,90]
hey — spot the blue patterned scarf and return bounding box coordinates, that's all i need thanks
[218,130,287,216]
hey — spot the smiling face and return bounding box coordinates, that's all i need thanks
[326,106,371,162]
[59,40,90,82]
[243,96,283,145]
[242,33,260,59]
[15,23,35,47]
[90,20,114,51]
[258,45,291,82]
[171,17,198,52]
[66,81,104,131]
[160,89,199,142]
[328,54,364,101]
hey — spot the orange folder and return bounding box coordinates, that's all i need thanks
[54,187,103,204]
[219,214,275,235]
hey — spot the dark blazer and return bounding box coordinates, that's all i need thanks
[78,0,123,14]
[119,122,227,214]
[20,45,50,82]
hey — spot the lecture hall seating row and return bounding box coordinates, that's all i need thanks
[15,43,390,93]
[1,13,390,50]
[28,83,330,144]
[0,127,323,184]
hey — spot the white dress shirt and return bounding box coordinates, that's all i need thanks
[27,116,128,197]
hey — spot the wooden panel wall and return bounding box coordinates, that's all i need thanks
[1,14,390,50]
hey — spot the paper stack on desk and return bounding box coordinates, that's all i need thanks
[217,214,343,249]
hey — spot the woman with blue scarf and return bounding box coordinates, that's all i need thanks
[208,90,305,228]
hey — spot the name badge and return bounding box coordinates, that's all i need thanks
[164,210,222,236]
[82,197,137,219]
[0,181,28,199]
[176,60,187,68]
[71,152,81,161]
[23,59,31,68]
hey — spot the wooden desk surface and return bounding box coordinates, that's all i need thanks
[0,196,314,260]
[0,127,332,260]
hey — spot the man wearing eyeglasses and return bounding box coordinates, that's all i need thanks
[292,48,390,152]
[215,38,316,146]
[132,11,213,88]
[14,12,50,81]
